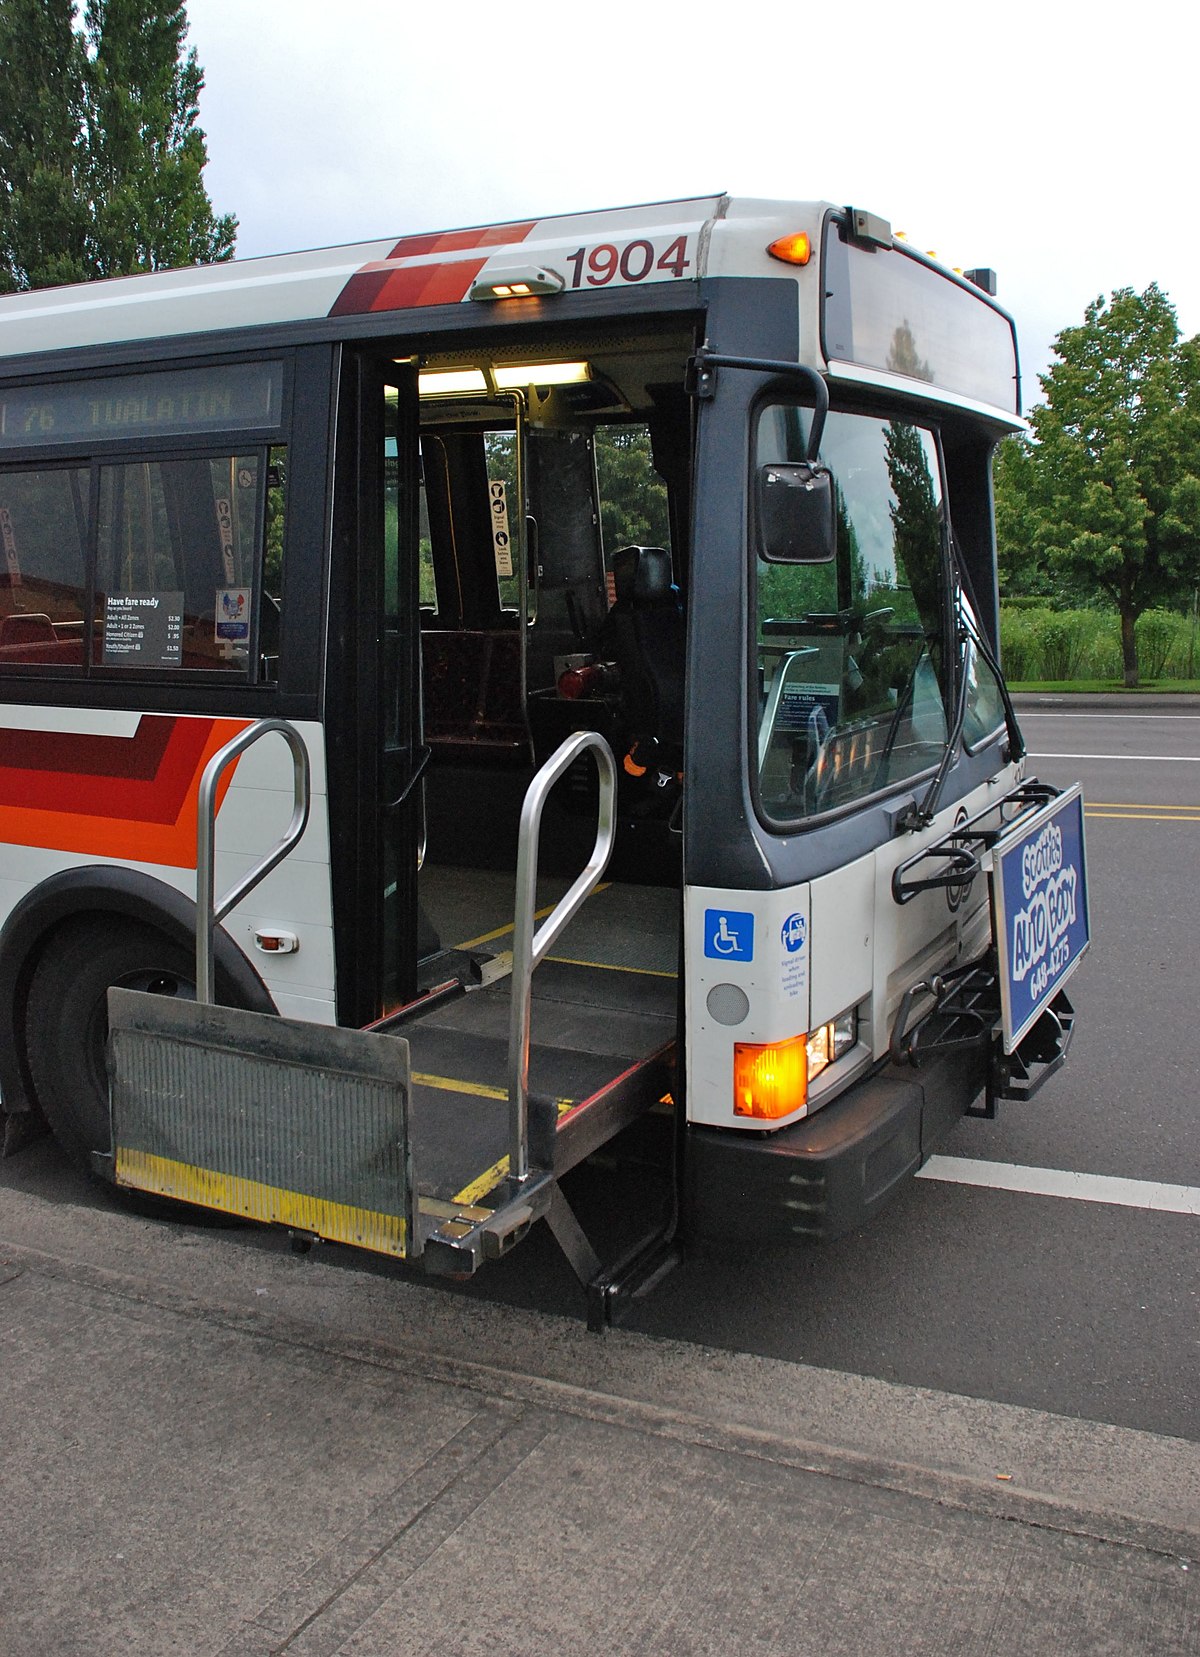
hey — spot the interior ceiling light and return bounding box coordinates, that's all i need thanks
[417,368,488,396]
[493,361,592,389]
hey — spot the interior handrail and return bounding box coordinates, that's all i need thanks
[507,730,617,1182]
[195,719,311,1004]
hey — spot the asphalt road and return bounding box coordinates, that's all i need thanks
[2,697,1197,1447]
[630,698,1200,1439]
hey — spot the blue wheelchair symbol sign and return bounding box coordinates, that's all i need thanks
[704,909,754,962]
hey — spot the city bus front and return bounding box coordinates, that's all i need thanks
[681,206,1086,1240]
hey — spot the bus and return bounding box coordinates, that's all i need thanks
[0,195,1088,1318]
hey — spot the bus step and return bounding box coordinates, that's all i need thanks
[106,987,418,1260]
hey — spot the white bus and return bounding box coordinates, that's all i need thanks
[0,195,1088,1318]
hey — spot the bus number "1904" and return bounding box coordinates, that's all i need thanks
[565,238,691,288]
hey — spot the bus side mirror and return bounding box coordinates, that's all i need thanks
[756,462,836,564]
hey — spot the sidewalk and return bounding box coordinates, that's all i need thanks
[1013,690,1200,710]
[1,1172,1196,1656]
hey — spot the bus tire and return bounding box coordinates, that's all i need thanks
[24,915,199,1179]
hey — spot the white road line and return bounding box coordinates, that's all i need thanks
[1028,751,1200,763]
[918,1155,1200,1216]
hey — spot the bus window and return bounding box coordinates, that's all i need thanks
[961,597,1007,751]
[0,467,89,665]
[754,405,950,819]
[95,451,274,674]
[416,450,437,614]
[595,422,671,576]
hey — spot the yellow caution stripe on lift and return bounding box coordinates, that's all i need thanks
[411,1071,574,1208]
[114,1147,410,1258]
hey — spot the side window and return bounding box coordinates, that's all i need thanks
[962,639,1007,749]
[95,451,277,675]
[0,467,89,665]
[595,421,671,595]
[0,360,286,682]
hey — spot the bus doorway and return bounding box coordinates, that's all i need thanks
[344,338,692,1239]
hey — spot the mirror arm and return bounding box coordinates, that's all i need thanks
[688,349,829,460]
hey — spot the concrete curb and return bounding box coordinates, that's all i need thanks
[3,1232,1196,1565]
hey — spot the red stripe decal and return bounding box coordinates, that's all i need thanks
[330,221,537,316]
[0,716,213,823]
[0,713,250,866]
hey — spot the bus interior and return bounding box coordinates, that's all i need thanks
[385,321,698,1216]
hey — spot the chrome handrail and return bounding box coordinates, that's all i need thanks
[507,731,617,1182]
[195,719,311,1004]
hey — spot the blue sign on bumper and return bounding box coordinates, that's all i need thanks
[992,784,1090,1053]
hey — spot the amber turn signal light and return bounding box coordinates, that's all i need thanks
[767,232,812,266]
[733,1034,808,1119]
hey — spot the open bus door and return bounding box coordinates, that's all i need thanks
[106,345,684,1320]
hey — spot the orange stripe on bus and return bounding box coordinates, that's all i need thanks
[0,716,249,867]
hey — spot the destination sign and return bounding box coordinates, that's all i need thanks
[0,362,284,448]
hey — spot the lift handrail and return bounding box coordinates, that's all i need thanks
[195,719,311,1004]
[507,731,617,1182]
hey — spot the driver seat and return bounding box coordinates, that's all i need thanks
[603,545,685,767]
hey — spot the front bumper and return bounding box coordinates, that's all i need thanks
[684,1039,982,1244]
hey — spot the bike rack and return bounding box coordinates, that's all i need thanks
[891,778,1060,906]
[195,719,311,1004]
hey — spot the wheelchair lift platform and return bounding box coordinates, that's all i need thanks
[105,726,681,1324]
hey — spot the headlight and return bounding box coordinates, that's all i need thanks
[806,1010,858,1083]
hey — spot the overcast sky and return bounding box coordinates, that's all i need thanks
[185,0,1197,410]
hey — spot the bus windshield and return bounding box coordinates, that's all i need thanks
[754,403,950,822]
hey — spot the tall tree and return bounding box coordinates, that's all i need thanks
[0,0,89,292]
[82,0,235,276]
[594,424,671,554]
[994,285,1200,685]
[0,0,234,293]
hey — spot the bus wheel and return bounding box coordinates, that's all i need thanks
[24,916,196,1178]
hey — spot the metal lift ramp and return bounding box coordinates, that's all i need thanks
[107,722,677,1322]
[395,729,679,1309]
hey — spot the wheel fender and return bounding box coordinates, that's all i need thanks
[0,866,276,1121]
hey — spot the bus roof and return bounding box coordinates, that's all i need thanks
[0,194,1021,423]
[0,194,749,359]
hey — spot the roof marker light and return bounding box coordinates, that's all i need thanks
[469,264,565,301]
[767,232,811,266]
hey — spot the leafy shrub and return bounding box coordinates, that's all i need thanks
[1135,608,1188,680]
[999,607,1042,680]
[998,604,1197,682]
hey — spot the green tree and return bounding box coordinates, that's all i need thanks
[594,424,671,553]
[82,0,235,276]
[0,0,89,291]
[0,0,234,293]
[994,285,1200,685]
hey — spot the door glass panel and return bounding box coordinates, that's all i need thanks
[754,406,950,820]
[380,379,421,1011]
